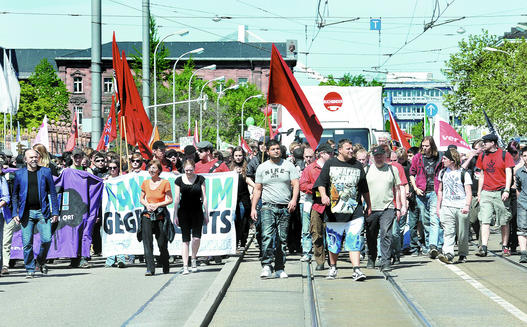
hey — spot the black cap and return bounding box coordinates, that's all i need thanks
[482,134,498,142]
[152,140,166,150]
[184,145,196,155]
[196,141,213,150]
[72,148,84,157]
[372,146,385,156]
[447,144,458,150]
[165,149,178,158]
[316,143,333,154]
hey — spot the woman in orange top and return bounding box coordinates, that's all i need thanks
[140,159,173,276]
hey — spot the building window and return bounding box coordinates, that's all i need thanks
[74,106,83,127]
[103,78,113,93]
[73,77,83,93]
[103,106,110,114]
[238,77,248,85]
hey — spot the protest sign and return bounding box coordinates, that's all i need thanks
[101,171,238,257]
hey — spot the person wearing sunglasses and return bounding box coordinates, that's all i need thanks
[129,153,145,173]
[87,151,108,178]
[165,149,182,173]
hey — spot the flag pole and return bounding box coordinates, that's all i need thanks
[119,116,123,173]
[122,116,129,169]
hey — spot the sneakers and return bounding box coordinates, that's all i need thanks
[25,272,35,279]
[476,245,488,257]
[315,263,325,271]
[392,256,401,265]
[39,263,49,275]
[457,255,467,263]
[260,265,272,279]
[214,256,223,264]
[191,259,198,273]
[326,266,337,279]
[380,263,392,272]
[351,268,366,281]
[366,258,375,269]
[519,254,527,263]
[117,261,126,268]
[300,254,311,262]
[145,271,153,276]
[411,250,420,257]
[503,246,511,256]
[429,246,439,259]
[1,266,9,275]
[438,253,454,264]
[275,270,288,279]
[182,267,190,275]
[79,258,92,269]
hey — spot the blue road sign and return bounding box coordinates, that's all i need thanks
[425,103,438,117]
[370,19,381,31]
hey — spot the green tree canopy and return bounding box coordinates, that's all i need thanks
[16,58,69,128]
[319,73,384,87]
[443,30,527,139]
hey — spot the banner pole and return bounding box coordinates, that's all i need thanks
[122,116,130,169]
[119,116,123,172]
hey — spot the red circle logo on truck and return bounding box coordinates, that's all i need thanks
[323,92,343,111]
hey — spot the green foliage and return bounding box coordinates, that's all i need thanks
[443,31,527,139]
[131,16,170,81]
[319,73,384,87]
[16,59,69,128]
[410,121,424,146]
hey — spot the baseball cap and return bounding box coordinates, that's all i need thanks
[196,141,213,150]
[482,134,498,142]
[316,143,333,154]
[372,146,386,156]
[184,145,197,155]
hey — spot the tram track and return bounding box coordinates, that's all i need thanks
[303,261,320,327]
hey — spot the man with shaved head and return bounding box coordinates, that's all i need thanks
[12,149,59,279]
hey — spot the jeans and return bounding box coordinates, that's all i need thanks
[416,191,443,250]
[440,206,469,257]
[235,200,251,247]
[21,210,52,273]
[1,219,15,267]
[300,202,313,257]
[392,213,407,258]
[366,209,395,266]
[141,218,169,274]
[260,204,290,271]
[105,254,126,266]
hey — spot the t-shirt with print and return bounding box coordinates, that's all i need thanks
[423,155,439,192]
[255,159,299,205]
[313,157,369,222]
[476,148,515,191]
[366,164,401,211]
[438,168,472,208]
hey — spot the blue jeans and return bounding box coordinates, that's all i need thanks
[21,210,52,273]
[260,204,290,271]
[300,202,312,257]
[416,191,443,250]
[407,205,421,252]
[105,254,126,266]
[392,213,407,257]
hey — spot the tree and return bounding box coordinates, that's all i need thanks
[410,121,424,147]
[443,31,527,139]
[16,59,70,128]
[131,16,170,81]
[319,73,384,87]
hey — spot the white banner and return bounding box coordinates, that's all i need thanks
[101,171,238,257]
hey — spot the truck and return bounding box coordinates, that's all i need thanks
[277,85,385,150]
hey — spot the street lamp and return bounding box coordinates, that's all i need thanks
[171,47,205,142]
[153,30,189,127]
[216,84,239,149]
[241,94,263,138]
[199,76,225,137]
[188,64,216,133]
[483,46,512,56]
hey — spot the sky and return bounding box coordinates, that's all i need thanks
[1,0,526,85]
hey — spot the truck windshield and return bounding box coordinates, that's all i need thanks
[295,128,370,149]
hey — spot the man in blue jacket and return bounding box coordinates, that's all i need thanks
[12,149,59,279]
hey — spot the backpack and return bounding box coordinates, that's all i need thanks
[365,164,397,186]
[439,168,467,187]
[209,160,224,173]
[480,148,506,163]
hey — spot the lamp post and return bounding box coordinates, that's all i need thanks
[199,76,225,137]
[153,30,189,127]
[241,94,263,139]
[171,47,205,142]
[216,84,239,149]
[188,64,216,133]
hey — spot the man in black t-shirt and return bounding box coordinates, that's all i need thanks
[314,139,371,281]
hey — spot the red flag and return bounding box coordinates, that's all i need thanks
[65,112,78,151]
[97,96,117,151]
[241,136,252,154]
[112,32,124,113]
[267,116,277,139]
[187,127,192,137]
[268,44,322,149]
[388,108,411,150]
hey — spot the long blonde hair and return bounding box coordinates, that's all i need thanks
[33,143,51,168]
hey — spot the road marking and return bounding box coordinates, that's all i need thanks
[445,264,527,323]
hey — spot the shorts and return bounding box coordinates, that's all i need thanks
[517,207,527,237]
[179,210,204,242]
[325,217,364,254]
[479,190,511,226]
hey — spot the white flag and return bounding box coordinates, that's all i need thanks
[0,60,10,114]
[4,50,20,115]
[32,115,50,150]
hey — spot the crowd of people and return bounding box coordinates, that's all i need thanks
[0,132,526,281]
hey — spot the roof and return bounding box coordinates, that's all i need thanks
[56,41,294,62]
[1,48,80,79]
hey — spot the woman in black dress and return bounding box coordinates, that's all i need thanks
[173,159,208,274]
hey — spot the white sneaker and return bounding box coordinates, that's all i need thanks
[260,265,272,279]
[275,270,288,278]
[182,267,190,275]
[326,266,337,279]
[300,254,311,262]
[191,259,198,272]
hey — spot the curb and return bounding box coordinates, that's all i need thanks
[183,235,254,327]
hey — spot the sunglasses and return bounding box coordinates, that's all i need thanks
[166,155,177,159]
[95,159,105,163]
[109,166,118,170]
[198,149,207,153]
[131,159,142,163]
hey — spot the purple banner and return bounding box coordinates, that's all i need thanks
[10,169,104,259]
